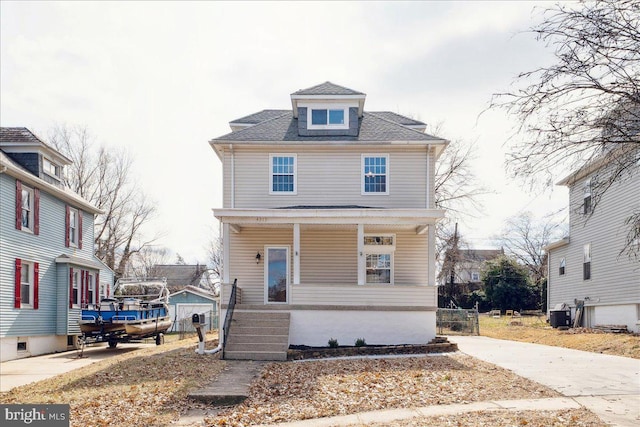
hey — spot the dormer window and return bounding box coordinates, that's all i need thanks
[306,105,349,130]
[43,157,61,179]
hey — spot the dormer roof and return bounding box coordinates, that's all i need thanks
[290,81,366,118]
[0,127,72,166]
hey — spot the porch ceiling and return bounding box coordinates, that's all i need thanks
[214,207,444,234]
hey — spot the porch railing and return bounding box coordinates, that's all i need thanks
[221,278,238,359]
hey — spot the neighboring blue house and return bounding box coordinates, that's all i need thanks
[0,127,114,361]
[168,286,219,332]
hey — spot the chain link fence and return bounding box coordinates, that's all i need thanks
[170,309,218,339]
[436,308,480,335]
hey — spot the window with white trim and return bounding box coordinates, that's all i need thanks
[69,208,79,247]
[20,261,34,307]
[559,258,566,276]
[583,243,591,280]
[43,157,61,179]
[362,155,389,194]
[21,185,35,232]
[306,106,349,130]
[583,178,592,214]
[471,271,480,282]
[88,273,95,306]
[72,270,80,307]
[270,154,297,194]
[364,234,395,284]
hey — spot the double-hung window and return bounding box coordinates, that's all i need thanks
[270,154,297,194]
[43,158,60,179]
[362,154,389,195]
[66,206,82,248]
[88,273,95,306]
[583,243,591,280]
[72,270,80,307]
[15,180,38,234]
[364,235,395,284]
[583,178,592,214]
[14,259,38,309]
[559,258,566,276]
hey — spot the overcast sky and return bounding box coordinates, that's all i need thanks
[1,1,569,263]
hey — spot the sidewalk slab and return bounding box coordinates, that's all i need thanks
[187,360,265,405]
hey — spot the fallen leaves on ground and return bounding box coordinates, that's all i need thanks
[208,354,560,426]
[0,335,223,427]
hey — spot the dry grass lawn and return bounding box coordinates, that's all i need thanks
[479,314,640,359]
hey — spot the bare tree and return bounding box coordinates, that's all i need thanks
[492,0,640,255]
[128,246,171,278]
[206,232,223,281]
[49,124,160,278]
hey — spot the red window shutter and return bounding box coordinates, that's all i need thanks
[15,181,22,231]
[65,205,70,247]
[14,259,22,308]
[106,281,110,297]
[33,262,39,310]
[69,268,74,309]
[33,188,40,235]
[95,271,100,303]
[78,210,83,249]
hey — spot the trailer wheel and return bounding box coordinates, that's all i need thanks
[108,340,118,348]
[155,333,164,346]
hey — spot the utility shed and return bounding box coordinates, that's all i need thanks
[168,286,219,332]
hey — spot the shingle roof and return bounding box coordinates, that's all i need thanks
[0,127,45,144]
[370,111,426,127]
[229,109,289,125]
[150,264,207,292]
[291,81,365,96]
[213,111,442,142]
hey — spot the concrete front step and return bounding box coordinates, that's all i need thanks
[224,350,288,361]
[225,343,288,352]
[232,311,290,321]
[231,326,289,335]
[227,334,289,345]
[232,319,289,328]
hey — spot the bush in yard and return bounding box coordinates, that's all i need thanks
[355,338,366,347]
[482,255,535,312]
[328,338,339,348]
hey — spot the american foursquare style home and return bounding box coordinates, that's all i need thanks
[546,145,640,333]
[0,127,114,361]
[210,82,448,360]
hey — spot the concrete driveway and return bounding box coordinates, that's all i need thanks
[0,343,155,393]
[449,336,640,427]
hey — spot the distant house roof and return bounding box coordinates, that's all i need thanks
[212,111,443,143]
[169,285,218,301]
[461,249,504,263]
[291,81,365,96]
[150,264,208,292]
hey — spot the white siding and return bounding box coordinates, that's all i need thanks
[548,159,640,330]
[225,146,430,209]
[291,285,436,307]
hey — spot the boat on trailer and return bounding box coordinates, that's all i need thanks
[79,278,173,347]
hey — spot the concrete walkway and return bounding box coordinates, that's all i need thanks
[449,336,640,427]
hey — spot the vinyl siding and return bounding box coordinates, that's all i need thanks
[223,145,430,209]
[548,161,640,314]
[0,173,104,338]
[226,226,432,306]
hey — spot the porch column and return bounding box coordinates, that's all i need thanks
[223,223,230,284]
[293,223,300,285]
[428,225,435,287]
[357,224,365,285]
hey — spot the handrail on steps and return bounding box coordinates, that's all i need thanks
[221,278,238,359]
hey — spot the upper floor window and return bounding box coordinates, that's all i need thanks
[306,106,349,130]
[583,243,591,280]
[559,258,566,276]
[269,154,297,195]
[15,181,39,234]
[362,155,389,195]
[65,206,82,248]
[583,178,592,214]
[43,158,61,179]
[471,271,480,282]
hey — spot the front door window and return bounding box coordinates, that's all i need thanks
[266,247,288,303]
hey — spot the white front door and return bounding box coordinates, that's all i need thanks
[265,246,289,304]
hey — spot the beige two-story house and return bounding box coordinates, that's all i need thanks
[210,82,447,360]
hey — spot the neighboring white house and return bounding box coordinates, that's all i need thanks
[546,146,640,333]
[210,82,447,360]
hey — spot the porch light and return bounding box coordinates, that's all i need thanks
[256,252,261,264]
